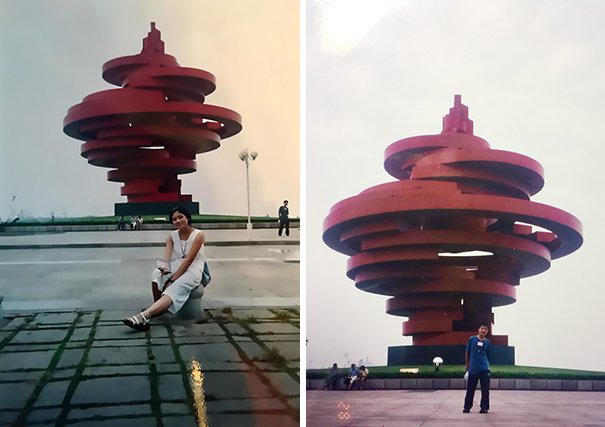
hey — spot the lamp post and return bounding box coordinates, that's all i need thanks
[239,149,258,230]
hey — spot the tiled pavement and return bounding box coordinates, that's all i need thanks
[0,308,300,426]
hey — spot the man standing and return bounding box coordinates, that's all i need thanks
[463,323,491,414]
[278,200,290,236]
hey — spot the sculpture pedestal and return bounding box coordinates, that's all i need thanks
[114,201,199,216]
[388,345,515,366]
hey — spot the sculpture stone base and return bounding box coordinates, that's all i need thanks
[388,345,515,366]
[114,201,199,216]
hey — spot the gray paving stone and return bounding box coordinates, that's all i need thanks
[149,326,169,338]
[0,381,38,409]
[56,348,86,368]
[99,310,140,322]
[68,403,152,419]
[450,378,466,389]
[11,328,68,344]
[71,376,151,404]
[34,380,70,406]
[248,323,300,334]
[51,368,77,381]
[205,372,273,399]
[0,370,44,382]
[162,402,192,415]
[578,380,593,391]
[257,334,299,342]
[593,380,605,391]
[87,345,149,365]
[288,396,300,409]
[172,323,225,337]
[69,327,93,342]
[230,335,253,343]
[162,415,198,427]
[93,338,147,347]
[262,341,299,361]
[149,337,171,345]
[1,317,29,330]
[34,312,77,324]
[65,417,156,427]
[0,350,56,371]
[173,335,231,345]
[264,372,300,396]
[206,414,298,427]
[151,345,177,364]
[231,309,275,319]
[83,365,150,376]
[155,363,181,374]
[158,374,188,401]
[0,410,18,425]
[26,408,62,424]
[237,342,265,361]
[516,379,531,390]
[193,361,250,372]
[253,361,284,371]
[3,343,56,352]
[76,312,97,326]
[547,379,562,390]
[179,343,241,363]
[220,323,248,335]
[94,325,140,340]
[207,397,286,412]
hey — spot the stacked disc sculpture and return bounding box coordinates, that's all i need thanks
[64,23,242,215]
[323,95,583,364]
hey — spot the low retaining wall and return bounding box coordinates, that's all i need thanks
[2,221,300,233]
[307,378,605,391]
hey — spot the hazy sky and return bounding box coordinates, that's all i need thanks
[307,0,605,371]
[0,0,299,219]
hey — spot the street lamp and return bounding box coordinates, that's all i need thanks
[432,356,443,372]
[239,149,258,230]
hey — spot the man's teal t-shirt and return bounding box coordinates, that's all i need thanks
[466,335,491,374]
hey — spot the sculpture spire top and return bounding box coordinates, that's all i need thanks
[442,94,474,135]
[141,21,165,54]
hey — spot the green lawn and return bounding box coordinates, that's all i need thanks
[307,365,605,380]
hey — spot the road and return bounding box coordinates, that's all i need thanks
[0,244,299,310]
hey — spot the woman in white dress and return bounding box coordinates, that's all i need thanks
[123,206,206,330]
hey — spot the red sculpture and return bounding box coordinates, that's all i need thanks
[64,23,242,215]
[323,95,583,364]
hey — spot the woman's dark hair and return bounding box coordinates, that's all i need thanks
[170,206,192,225]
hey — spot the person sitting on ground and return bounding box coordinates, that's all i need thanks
[345,363,360,390]
[358,365,369,389]
[123,206,206,330]
[325,363,340,390]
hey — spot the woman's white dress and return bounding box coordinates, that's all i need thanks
[150,229,206,314]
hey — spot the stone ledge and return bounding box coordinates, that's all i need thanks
[306,378,605,391]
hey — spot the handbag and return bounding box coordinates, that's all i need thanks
[201,262,211,287]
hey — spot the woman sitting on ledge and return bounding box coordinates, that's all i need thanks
[123,206,206,330]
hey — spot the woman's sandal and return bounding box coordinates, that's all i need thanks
[122,313,150,331]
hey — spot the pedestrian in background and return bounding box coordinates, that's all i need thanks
[278,200,290,236]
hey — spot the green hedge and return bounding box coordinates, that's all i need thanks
[307,365,605,380]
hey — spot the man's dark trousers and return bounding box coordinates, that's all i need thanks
[464,370,490,411]
[279,220,290,236]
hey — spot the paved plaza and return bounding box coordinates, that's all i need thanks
[307,390,605,426]
[0,308,300,426]
[0,228,300,425]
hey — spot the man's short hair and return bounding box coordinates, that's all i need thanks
[283,200,288,204]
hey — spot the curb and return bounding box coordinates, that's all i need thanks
[307,378,605,391]
[0,240,300,250]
